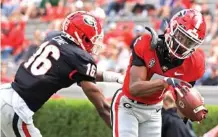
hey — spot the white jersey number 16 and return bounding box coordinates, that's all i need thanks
[24,41,60,76]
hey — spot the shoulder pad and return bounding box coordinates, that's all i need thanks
[72,46,95,64]
[45,31,62,40]
[144,27,162,49]
[186,49,205,81]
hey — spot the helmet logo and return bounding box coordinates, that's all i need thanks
[83,15,96,27]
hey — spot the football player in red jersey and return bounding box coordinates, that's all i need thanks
[0,11,124,137]
[110,9,207,137]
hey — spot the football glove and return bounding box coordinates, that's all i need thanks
[164,77,192,88]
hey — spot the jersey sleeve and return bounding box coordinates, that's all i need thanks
[132,48,145,66]
[65,48,97,84]
[131,34,151,66]
[72,71,96,84]
[70,58,97,83]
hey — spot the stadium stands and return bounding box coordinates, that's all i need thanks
[1,0,218,84]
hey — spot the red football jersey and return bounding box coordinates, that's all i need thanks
[122,34,205,104]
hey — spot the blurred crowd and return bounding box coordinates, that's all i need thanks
[1,0,218,86]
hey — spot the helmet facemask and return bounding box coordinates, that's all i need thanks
[165,21,203,59]
[90,31,104,55]
[88,18,104,55]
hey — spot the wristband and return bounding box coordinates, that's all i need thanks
[102,71,124,83]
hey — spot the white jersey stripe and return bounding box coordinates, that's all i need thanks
[111,89,123,137]
[193,12,203,33]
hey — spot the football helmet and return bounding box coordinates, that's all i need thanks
[62,11,103,54]
[165,9,206,59]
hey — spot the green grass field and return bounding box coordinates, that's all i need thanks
[34,99,218,137]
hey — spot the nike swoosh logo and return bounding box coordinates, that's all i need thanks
[174,72,184,76]
[156,108,161,113]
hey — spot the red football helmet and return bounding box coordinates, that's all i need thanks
[62,11,103,54]
[165,9,206,59]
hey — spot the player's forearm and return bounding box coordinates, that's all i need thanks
[98,111,111,128]
[129,79,167,97]
[83,87,111,128]
[93,96,111,128]
[97,102,111,128]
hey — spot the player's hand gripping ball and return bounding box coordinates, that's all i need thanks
[164,77,192,88]
[163,77,192,100]
[174,85,208,122]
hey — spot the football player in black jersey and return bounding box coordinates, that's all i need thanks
[0,11,123,137]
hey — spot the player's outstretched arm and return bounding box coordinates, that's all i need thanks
[129,66,168,97]
[80,81,111,128]
[96,71,124,84]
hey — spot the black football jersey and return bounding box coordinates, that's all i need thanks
[11,31,97,112]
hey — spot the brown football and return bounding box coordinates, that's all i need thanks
[175,87,208,121]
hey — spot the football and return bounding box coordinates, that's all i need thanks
[175,86,208,122]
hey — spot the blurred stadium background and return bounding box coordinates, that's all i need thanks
[1,0,218,137]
